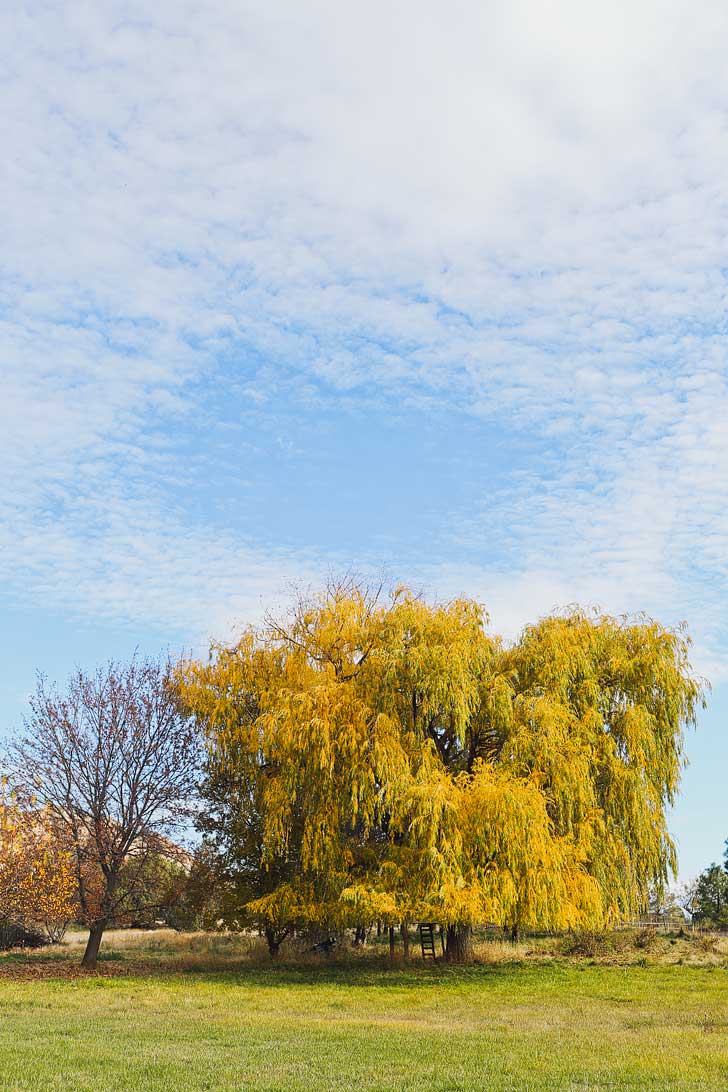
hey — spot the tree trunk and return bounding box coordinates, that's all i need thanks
[401,922,410,961]
[265,928,281,959]
[81,921,106,970]
[445,924,473,963]
[389,925,395,962]
[510,923,520,944]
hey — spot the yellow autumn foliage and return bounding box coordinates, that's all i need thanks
[0,783,76,936]
[178,580,704,937]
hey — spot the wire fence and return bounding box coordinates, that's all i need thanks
[475,919,728,938]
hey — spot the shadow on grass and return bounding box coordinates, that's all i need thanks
[2,947,569,989]
[167,957,569,991]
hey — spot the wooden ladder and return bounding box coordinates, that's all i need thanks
[418,922,438,960]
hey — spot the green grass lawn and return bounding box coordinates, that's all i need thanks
[1,961,728,1090]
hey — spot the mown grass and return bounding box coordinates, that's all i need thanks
[2,933,728,1091]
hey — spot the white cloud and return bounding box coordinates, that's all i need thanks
[2,0,728,678]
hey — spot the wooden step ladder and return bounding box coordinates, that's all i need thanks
[418,922,443,960]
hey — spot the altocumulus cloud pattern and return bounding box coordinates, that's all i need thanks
[3,0,728,681]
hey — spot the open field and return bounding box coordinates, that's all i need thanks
[2,932,728,1090]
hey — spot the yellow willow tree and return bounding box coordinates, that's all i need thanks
[178,584,417,955]
[498,610,705,937]
[178,580,704,962]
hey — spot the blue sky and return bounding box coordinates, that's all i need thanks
[2,0,728,881]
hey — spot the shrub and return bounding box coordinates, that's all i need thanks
[0,920,48,950]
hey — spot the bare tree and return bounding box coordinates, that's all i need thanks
[675,878,699,922]
[8,658,199,969]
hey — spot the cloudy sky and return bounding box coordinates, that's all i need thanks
[3,0,728,878]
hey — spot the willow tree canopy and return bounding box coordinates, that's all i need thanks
[178,581,704,945]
